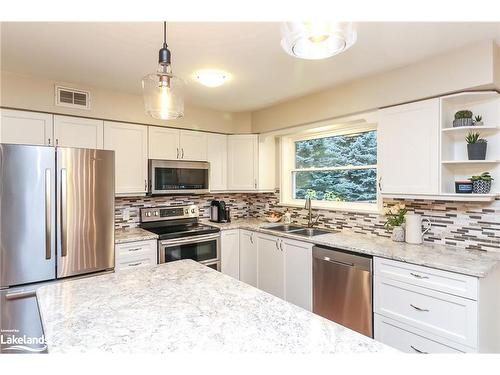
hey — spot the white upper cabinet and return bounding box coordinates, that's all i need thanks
[179,130,207,161]
[148,127,207,161]
[239,230,258,287]
[257,233,284,299]
[227,134,259,190]
[207,133,228,191]
[0,109,53,146]
[378,98,440,195]
[104,121,148,195]
[257,134,276,191]
[148,126,180,160]
[54,115,103,149]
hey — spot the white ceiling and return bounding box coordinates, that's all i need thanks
[1,22,499,112]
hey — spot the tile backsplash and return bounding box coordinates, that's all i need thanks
[115,191,500,252]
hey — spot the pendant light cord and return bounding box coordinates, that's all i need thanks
[163,21,167,47]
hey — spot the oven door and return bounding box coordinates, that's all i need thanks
[149,160,209,195]
[159,234,220,269]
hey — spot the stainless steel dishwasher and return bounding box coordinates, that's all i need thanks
[313,245,373,337]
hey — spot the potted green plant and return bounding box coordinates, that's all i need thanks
[470,172,494,194]
[453,110,473,127]
[383,203,407,242]
[465,131,487,160]
[474,115,484,126]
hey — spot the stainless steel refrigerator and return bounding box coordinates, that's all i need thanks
[0,143,115,353]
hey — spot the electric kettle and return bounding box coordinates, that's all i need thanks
[405,213,431,244]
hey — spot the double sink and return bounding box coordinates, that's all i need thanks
[263,224,333,237]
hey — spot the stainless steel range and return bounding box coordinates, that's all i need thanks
[139,205,221,270]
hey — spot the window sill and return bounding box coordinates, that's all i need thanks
[278,201,382,214]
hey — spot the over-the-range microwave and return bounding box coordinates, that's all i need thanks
[148,159,210,195]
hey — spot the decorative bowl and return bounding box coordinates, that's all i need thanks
[265,216,282,223]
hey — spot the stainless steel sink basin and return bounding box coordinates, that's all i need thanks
[291,228,332,237]
[263,224,303,232]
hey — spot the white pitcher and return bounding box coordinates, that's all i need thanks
[405,213,431,244]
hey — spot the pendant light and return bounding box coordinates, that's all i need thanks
[281,22,356,60]
[142,22,185,120]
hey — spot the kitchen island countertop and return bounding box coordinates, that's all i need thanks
[37,260,394,354]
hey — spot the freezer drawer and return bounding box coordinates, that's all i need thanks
[313,246,373,337]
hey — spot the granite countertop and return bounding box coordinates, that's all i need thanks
[115,227,158,244]
[201,218,500,278]
[36,260,394,354]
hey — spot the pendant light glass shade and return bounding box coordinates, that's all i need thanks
[281,22,356,60]
[142,22,185,120]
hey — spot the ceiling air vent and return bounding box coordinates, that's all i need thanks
[55,86,90,109]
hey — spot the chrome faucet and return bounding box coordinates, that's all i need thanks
[304,197,320,228]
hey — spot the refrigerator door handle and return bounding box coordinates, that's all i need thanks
[60,168,68,257]
[45,168,51,260]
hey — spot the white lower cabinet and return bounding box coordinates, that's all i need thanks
[220,230,240,279]
[283,237,312,311]
[257,233,284,299]
[374,257,500,353]
[115,239,157,272]
[239,230,257,287]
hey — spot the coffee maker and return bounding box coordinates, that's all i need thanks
[210,200,230,223]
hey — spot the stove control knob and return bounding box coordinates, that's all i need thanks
[190,208,196,214]
[154,211,159,216]
[145,212,151,217]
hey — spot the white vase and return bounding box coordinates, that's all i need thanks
[391,226,405,242]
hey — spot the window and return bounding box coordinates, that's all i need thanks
[281,126,378,212]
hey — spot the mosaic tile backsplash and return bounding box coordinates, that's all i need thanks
[116,192,500,252]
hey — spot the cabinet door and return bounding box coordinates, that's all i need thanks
[179,130,208,161]
[54,115,103,149]
[0,109,53,145]
[283,238,312,311]
[207,133,227,191]
[227,135,258,190]
[258,134,276,191]
[104,122,148,194]
[148,126,180,160]
[257,233,284,299]
[239,230,257,287]
[378,99,440,194]
[221,230,239,279]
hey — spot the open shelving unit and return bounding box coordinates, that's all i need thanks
[440,91,500,201]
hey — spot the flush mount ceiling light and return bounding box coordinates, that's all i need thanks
[280,22,357,60]
[142,22,185,120]
[193,69,231,87]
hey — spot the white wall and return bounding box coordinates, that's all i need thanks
[0,70,252,134]
[251,41,499,133]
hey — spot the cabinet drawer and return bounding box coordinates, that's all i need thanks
[375,314,464,353]
[374,257,477,300]
[116,240,156,257]
[374,276,477,349]
[116,257,155,271]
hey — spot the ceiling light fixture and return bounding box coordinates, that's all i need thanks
[142,22,185,120]
[194,69,230,87]
[281,22,356,60]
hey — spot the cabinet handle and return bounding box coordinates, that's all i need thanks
[128,262,142,267]
[410,345,428,354]
[56,138,59,146]
[410,304,429,312]
[48,138,51,145]
[176,148,179,159]
[127,248,141,252]
[275,239,280,250]
[144,179,147,191]
[410,272,429,279]
[378,176,382,191]
[254,179,257,189]
[181,148,184,159]
[279,239,284,252]
[250,233,254,244]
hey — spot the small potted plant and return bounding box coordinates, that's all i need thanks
[453,110,473,127]
[470,172,494,194]
[383,203,407,242]
[474,115,484,126]
[465,131,487,160]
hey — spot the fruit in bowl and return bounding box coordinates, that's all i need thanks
[265,212,282,223]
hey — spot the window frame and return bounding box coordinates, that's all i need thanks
[280,123,380,213]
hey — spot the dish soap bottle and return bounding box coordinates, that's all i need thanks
[283,209,292,224]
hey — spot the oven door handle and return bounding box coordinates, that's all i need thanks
[160,234,220,247]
